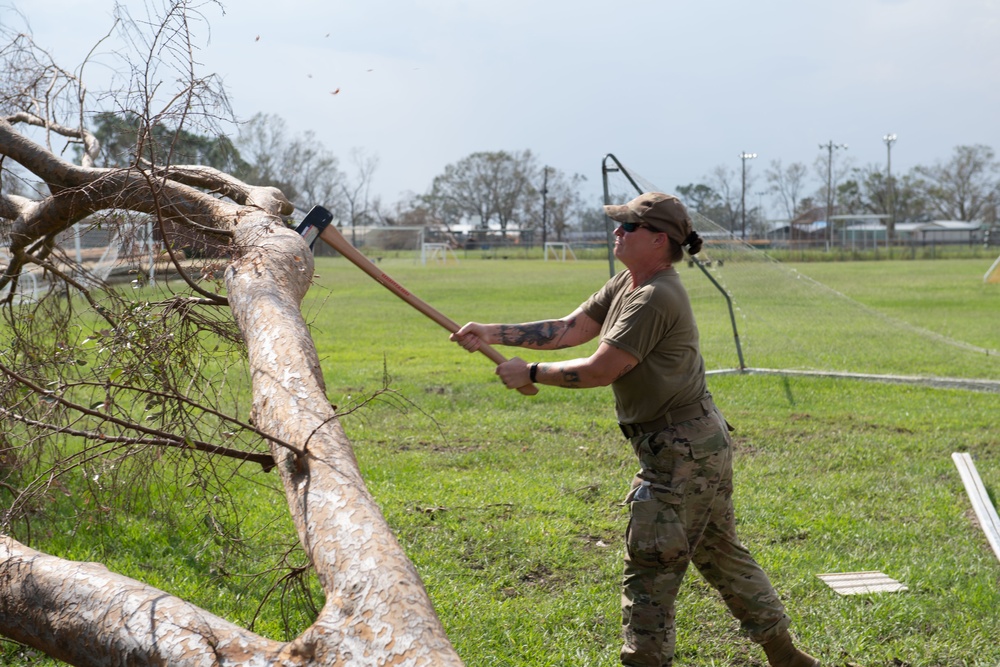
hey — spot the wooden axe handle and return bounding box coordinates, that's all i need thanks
[314,223,538,396]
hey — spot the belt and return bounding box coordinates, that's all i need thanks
[618,396,714,438]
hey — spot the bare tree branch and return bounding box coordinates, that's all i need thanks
[5,111,100,167]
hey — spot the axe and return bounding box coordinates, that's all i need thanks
[295,206,538,396]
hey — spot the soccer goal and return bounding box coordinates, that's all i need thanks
[57,216,159,287]
[544,242,577,262]
[421,242,459,265]
[985,253,1000,283]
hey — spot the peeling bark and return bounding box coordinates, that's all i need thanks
[1,537,283,666]
[225,214,462,666]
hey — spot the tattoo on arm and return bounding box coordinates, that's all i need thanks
[500,318,577,349]
[558,366,582,388]
[556,316,578,349]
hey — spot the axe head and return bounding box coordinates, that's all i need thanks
[294,205,334,250]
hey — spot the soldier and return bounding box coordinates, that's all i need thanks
[451,192,819,666]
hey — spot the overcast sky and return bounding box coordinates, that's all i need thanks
[13,0,1000,217]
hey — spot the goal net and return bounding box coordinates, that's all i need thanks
[602,155,1000,391]
[316,225,466,264]
[65,219,157,286]
[544,242,577,262]
[421,243,459,265]
[0,214,160,300]
[312,225,427,259]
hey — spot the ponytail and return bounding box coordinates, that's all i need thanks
[683,231,703,256]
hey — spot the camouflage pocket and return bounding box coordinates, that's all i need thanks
[632,432,693,505]
[625,491,686,568]
[673,412,730,460]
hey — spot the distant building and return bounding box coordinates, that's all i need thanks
[760,208,986,248]
[894,220,982,244]
[840,220,982,245]
[795,207,828,239]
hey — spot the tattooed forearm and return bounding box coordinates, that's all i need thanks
[557,365,582,388]
[557,316,579,348]
[499,319,576,349]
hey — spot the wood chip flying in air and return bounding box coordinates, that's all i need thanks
[255,35,260,42]
[331,88,340,95]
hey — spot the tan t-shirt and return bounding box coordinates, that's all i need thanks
[581,268,707,424]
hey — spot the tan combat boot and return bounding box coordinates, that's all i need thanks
[761,631,820,667]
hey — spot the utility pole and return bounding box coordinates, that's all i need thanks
[820,141,848,248]
[883,133,897,245]
[739,152,757,240]
[756,191,767,231]
[540,166,550,251]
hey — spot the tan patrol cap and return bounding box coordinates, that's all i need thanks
[604,192,692,245]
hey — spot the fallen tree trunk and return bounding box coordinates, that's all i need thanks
[0,537,284,666]
[225,212,463,665]
[0,210,464,666]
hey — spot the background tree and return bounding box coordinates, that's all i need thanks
[677,164,755,233]
[765,159,809,220]
[890,172,931,223]
[88,111,250,175]
[707,165,743,233]
[677,175,766,236]
[520,167,585,243]
[813,148,853,222]
[234,112,296,193]
[387,191,448,228]
[836,164,889,217]
[675,182,723,214]
[834,164,930,224]
[544,171,586,242]
[914,144,999,223]
[0,5,460,665]
[235,112,345,214]
[339,147,380,244]
[577,201,611,234]
[423,150,538,232]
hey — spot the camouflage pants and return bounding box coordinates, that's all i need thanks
[620,407,790,667]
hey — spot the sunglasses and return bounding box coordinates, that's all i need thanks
[618,221,654,233]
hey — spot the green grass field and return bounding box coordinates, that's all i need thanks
[3,255,999,666]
